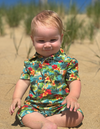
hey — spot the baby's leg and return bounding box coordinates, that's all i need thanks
[22,112,57,129]
[46,110,83,128]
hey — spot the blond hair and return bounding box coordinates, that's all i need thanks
[31,10,63,37]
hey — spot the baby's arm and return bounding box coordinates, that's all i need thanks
[9,79,30,115]
[62,80,81,112]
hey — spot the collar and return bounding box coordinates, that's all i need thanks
[29,48,65,61]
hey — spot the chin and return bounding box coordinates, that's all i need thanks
[44,55,51,57]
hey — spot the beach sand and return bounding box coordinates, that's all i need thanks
[0,21,100,129]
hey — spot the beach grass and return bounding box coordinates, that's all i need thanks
[26,40,33,59]
[12,28,23,56]
[86,0,100,29]
[90,40,100,74]
[0,14,5,36]
[5,5,22,27]
[0,1,100,57]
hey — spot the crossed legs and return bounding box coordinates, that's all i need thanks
[22,110,83,129]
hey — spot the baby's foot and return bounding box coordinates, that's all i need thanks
[41,122,57,129]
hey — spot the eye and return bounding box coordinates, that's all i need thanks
[37,40,45,43]
[50,39,57,42]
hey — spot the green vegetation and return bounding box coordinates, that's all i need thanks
[68,3,78,15]
[5,5,23,27]
[0,14,5,36]
[26,41,33,59]
[12,28,23,56]
[88,41,100,74]
[62,16,85,52]
[0,5,6,36]
[86,0,100,28]
[24,14,34,35]
[0,1,99,56]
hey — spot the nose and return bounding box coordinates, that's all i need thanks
[43,42,52,48]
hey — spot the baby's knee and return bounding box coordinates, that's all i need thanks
[64,110,83,127]
[74,111,84,127]
[79,111,84,122]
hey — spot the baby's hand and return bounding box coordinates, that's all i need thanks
[62,95,80,112]
[9,98,21,115]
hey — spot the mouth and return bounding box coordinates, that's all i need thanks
[43,47,52,51]
[44,49,51,51]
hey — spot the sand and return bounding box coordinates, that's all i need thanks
[0,21,100,129]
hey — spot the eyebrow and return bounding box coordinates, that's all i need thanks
[35,36,59,39]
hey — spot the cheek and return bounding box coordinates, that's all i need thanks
[35,44,43,50]
[53,41,61,48]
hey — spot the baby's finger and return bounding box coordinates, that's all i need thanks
[10,110,14,115]
[62,99,67,105]
[9,108,12,115]
[69,102,75,111]
[9,106,14,115]
[74,103,80,112]
[11,106,15,113]
[11,102,16,112]
[66,100,71,109]
[17,100,21,108]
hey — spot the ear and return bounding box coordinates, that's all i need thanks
[60,34,63,44]
[31,35,34,45]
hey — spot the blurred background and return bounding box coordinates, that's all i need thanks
[0,1,100,129]
[0,0,92,11]
[0,0,100,55]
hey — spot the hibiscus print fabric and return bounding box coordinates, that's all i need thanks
[17,48,83,124]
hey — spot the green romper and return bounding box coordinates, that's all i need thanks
[17,48,84,125]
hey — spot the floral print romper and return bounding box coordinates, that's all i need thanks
[17,48,84,125]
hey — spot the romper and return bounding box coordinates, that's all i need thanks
[17,48,84,125]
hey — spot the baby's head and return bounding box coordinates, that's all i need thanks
[31,10,63,38]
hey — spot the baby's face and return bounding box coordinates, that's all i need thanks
[31,23,63,57]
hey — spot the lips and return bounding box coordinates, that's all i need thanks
[44,49,51,51]
[43,47,52,51]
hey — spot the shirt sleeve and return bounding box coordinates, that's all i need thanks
[65,58,80,81]
[20,60,30,80]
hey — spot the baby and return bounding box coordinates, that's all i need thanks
[9,10,84,129]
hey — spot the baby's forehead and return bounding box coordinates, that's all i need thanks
[33,21,58,30]
[31,17,63,36]
[35,21,56,27]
